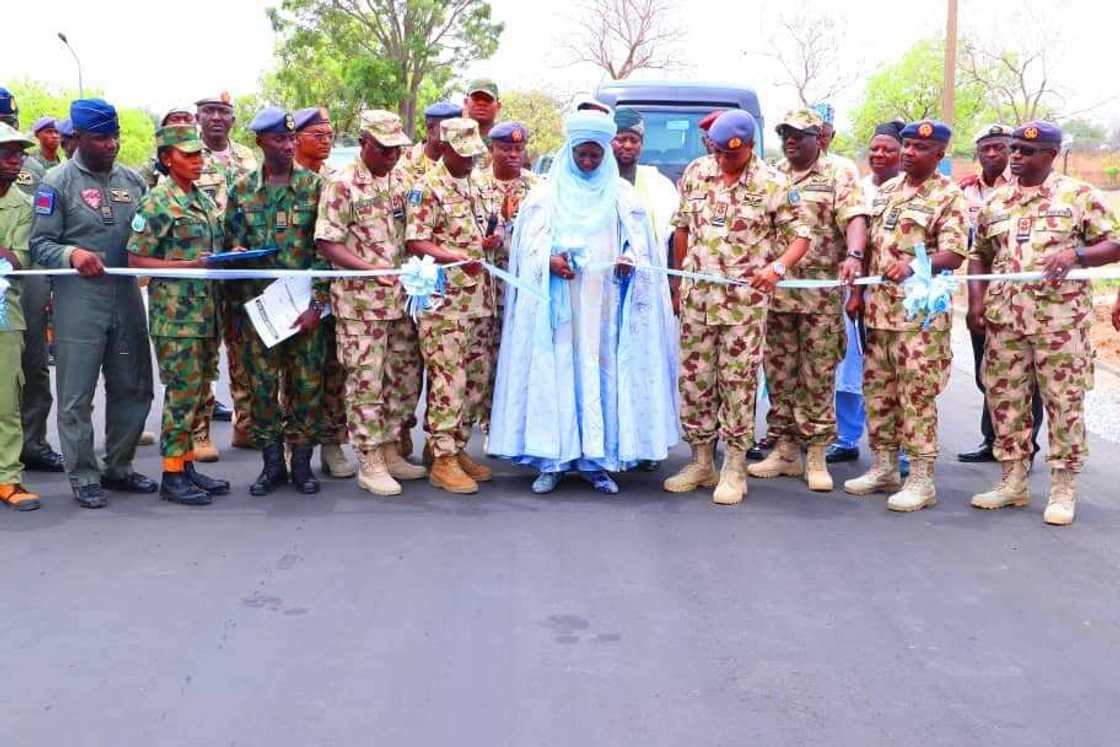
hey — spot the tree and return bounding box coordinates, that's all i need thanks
[5,79,154,167]
[497,90,565,158]
[754,6,856,107]
[268,0,503,135]
[849,39,992,156]
[565,0,684,80]
[958,38,1061,125]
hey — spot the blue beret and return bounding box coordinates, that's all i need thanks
[489,121,529,144]
[293,106,330,131]
[709,110,757,151]
[70,98,119,135]
[57,118,75,137]
[1013,120,1062,146]
[250,106,295,135]
[900,120,951,144]
[32,116,57,134]
[0,87,16,116]
[811,102,834,126]
[424,101,462,119]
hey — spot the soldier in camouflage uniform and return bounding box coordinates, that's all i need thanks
[472,121,542,439]
[225,107,328,497]
[126,126,231,505]
[196,92,259,454]
[398,101,462,188]
[405,117,502,494]
[137,106,195,188]
[463,80,501,173]
[969,121,1120,526]
[663,110,811,506]
[749,109,869,492]
[315,110,428,496]
[841,120,968,512]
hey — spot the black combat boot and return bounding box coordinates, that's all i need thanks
[160,471,212,506]
[289,445,321,494]
[250,441,289,496]
[184,461,230,496]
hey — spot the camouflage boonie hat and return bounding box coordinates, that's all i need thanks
[358,109,411,147]
[155,125,204,154]
[775,108,823,135]
[0,122,34,149]
[440,117,486,157]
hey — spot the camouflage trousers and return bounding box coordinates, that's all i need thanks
[241,317,324,447]
[336,317,421,453]
[474,314,500,434]
[396,317,422,436]
[155,336,218,458]
[284,316,348,446]
[983,323,1093,471]
[864,327,951,459]
[221,296,254,433]
[419,316,492,458]
[763,311,846,446]
[678,308,765,451]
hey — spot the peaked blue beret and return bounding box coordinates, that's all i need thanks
[1013,121,1062,145]
[250,106,295,135]
[71,98,120,135]
[709,110,757,151]
[0,88,15,116]
[293,106,330,131]
[900,120,952,144]
[32,116,58,134]
[424,101,462,119]
[489,121,529,143]
[57,117,75,137]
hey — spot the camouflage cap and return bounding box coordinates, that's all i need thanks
[465,78,500,100]
[440,117,486,158]
[358,109,411,148]
[775,108,823,135]
[0,122,34,149]
[155,125,204,154]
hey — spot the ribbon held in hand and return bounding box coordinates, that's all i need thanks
[400,255,445,320]
[901,242,958,329]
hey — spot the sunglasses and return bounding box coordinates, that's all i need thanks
[1009,143,1052,156]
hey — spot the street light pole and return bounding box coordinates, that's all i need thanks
[942,0,958,128]
[57,32,84,98]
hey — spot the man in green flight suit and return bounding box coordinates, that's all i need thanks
[126,125,231,505]
[29,98,156,508]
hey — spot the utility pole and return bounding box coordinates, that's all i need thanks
[942,0,958,127]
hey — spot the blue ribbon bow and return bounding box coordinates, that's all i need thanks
[901,242,958,329]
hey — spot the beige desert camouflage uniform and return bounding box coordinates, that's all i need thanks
[768,153,869,445]
[972,172,1117,470]
[397,143,441,188]
[674,154,810,451]
[315,157,416,452]
[863,172,969,459]
[405,161,495,458]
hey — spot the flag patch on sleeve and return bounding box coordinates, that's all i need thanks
[33,189,55,215]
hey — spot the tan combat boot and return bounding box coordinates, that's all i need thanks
[843,450,903,496]
[457,452,493,482]
[804,443,833,492]
[662,442,718,493]
[357,450,401,496]
[970,460,1030,510]
[748,438,803,479]
[887,458,938,512]
[430,454,479,494]
[320,444,357,478]
[713,447,748,505]
[139,431,157,446]
[1043,469,1077,526]
[400,428,414,459]
[231,422,255,449]
[381,442,427,480]
[192,419,220,463]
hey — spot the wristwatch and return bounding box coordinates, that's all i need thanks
[1074,247,1088,267]
[771,261,787,276]
[847,251,864,260]
[309,299,325,315]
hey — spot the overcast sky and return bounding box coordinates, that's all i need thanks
[7,0,1118,130]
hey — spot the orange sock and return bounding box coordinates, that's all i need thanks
[163,456,185,472]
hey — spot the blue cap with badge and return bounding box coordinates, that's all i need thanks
[708,110,757,151]
[489,121,529,144]
[901,119,952,144]
[1013,120,1062,145]
[293,106,330,131]
[32,116,58,134]
[0,87,16,116]
[71,98,120,135]
[424,101,462,120]
[57,117,75,137]
[250,106,295,135]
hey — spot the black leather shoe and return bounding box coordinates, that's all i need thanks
[289,445,321,495]
[212,401,234,422]
[746,445,765,460]
[250,441,289,496]
[637,460,660,472]
[756,436,775,450]
[957,443,995,463]
[22,448,65,472]
[826,444,860,464]
[160,472,212,505]
[184,462,230,496]
[72,484,108,509]
[101,472,159,493]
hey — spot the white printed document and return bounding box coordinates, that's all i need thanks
[244,276,331,348]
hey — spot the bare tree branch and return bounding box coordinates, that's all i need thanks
[564,0,684,80]
[755,8,858,107]
[958,38,1062,124]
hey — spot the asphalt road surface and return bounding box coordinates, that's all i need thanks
[4,350,1120,746]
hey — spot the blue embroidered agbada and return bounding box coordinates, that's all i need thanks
[488,113,679,473]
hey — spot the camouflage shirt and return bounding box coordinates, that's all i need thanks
[198,141,258,217]
[774,153,869,314]
[225,164,328,304]
[396,143,440,188]
[673,154,810,326]
[474,166,542,270]
[866,172,969,332]
[314,157,409,321]
[126,179,223,338]
[404,161,494,320]
[0,185,32,330]
[971,171,1118,335]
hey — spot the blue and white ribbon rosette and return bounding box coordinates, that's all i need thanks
[900,242,958,329]
[399,255,446,319]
